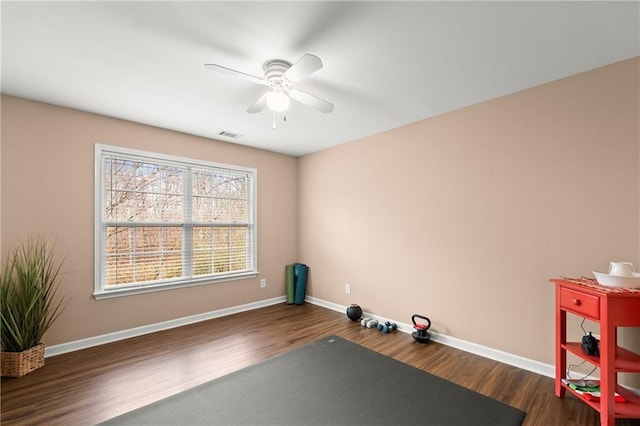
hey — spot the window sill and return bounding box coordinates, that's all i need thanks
[93,272,259,300]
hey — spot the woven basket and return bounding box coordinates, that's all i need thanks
[1,343,45,377]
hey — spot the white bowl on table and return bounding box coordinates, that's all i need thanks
[592,271,640,288]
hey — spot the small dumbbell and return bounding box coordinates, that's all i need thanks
[377,321,398,333]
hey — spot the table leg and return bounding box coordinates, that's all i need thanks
[555,286,566,398]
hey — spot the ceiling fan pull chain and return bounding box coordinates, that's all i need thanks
[272,112,276,130]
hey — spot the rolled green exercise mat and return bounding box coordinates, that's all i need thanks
[293,263,309,305]
[285,264,295,304]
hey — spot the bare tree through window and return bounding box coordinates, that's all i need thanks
[97,147,256,293]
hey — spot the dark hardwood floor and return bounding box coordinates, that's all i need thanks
[1,302,638,425]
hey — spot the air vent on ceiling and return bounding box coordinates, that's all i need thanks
[217,130,242,139]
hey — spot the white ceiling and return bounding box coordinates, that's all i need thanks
[2,1,638,157]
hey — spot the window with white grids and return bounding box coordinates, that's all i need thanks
[94,145,257,299]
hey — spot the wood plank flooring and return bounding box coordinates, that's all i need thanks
[1,302,638,425]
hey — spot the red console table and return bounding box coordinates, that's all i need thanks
[550,278,640,426]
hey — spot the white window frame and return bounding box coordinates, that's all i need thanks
[94,144,258,299]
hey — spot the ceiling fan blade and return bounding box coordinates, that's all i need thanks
[288,89,334,113]
[247,92,268,113]
[284,54,323,83]
[204,63,267,86]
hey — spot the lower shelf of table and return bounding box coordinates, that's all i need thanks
[560,382,640,419]
[563,342,640,372]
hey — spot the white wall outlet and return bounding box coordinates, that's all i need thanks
[345,283,351,294]
[260,278,266,288]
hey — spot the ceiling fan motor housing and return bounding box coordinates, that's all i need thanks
[264,60,291,88]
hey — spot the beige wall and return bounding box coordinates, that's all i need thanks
[1,95,299,345]
[299,57,640,366]
[2,58,638,369]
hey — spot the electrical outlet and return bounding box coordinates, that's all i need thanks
[345,283,351,294]
[260,278,266,288]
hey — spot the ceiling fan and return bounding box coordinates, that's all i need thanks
[205,53,334,114]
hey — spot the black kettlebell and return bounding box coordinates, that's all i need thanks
[411,314,431,343]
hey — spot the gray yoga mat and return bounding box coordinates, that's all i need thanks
[101,335,526,425]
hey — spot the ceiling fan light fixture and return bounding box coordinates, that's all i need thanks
[266,89,290,112]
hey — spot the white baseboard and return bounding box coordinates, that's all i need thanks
[48,295,554,378]
[45,296,286,357]
[305,296,555,378]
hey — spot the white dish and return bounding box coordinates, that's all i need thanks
[592,271,640,288]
